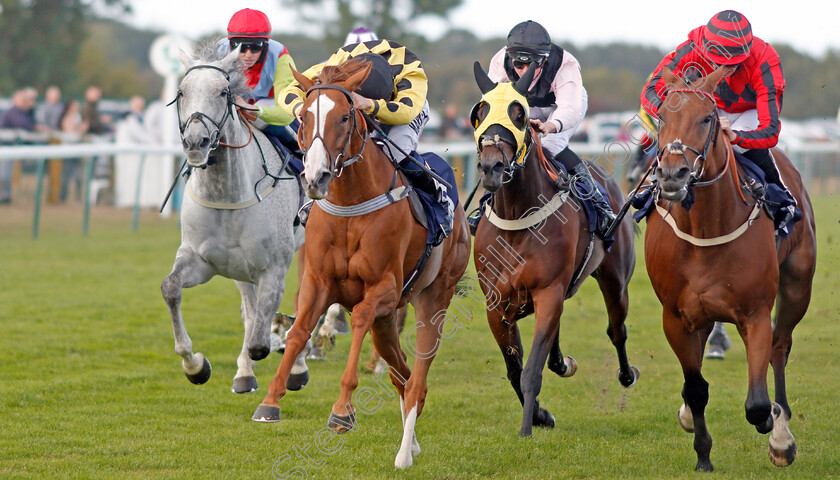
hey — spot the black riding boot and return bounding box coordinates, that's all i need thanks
[555,148,617,237]
[743,148,797,232]
[742,148,776,196]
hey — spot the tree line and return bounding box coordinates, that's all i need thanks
[1,3,838,122]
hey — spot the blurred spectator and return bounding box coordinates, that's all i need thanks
[118,96,153,143]
[81,86,112,135]
[81,85,114,204]
[438,104,464,140]
[58,99,89,202]
[36,86,64,132]
[0,87,39,204]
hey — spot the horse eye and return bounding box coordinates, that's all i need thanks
[703,115,713,125]
[341,114,350,123]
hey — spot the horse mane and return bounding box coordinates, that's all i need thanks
[318,57,370,86]
[184,39,250,97]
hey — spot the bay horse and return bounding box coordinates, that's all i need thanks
[252,58,471,469]
[161,44,310,396]
[646,67,816,471]
[470,62,639,437]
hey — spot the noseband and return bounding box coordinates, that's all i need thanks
[656,88,726,187]
[478,128,531,183]
[302,83,368,178]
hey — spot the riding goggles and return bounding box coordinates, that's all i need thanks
[230,39,266,53]
[508,51,547,68]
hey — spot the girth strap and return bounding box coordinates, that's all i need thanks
[315,186,411,217]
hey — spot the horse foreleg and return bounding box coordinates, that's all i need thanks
[663,312,713,472]
[738,314,774,434]
[254,280,329,423]
[161,248,216,384]
[519,293,563,437]
[594,267,639,387]
[329,296,390,433]
[395,288,448,469]
[232,281,259,393]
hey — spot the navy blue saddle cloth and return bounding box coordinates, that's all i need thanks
[630,152,800,238]
[476,159,615,249]
[406,151,459,246]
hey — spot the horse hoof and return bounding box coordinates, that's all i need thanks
[231,376,258,394]
[678,404,694,433]
[286,371,310,391]
[328,411,356,433]
[560,356,577,377]
[769,442,797,467]
[617,365,640,387]
[252,404,281,423]
[184,356,212,385]
[394,451,413,469]
[695,459,714,472]
[534,408,555,428]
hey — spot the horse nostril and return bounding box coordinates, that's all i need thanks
[676,167,691,180]
[199,137,210,149]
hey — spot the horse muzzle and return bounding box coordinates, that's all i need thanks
[655,164,691,202]
[478,160,505,192]
[301,170,331,199]
[182,127,215,167]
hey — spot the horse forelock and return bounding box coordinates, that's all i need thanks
[187,40,249,97]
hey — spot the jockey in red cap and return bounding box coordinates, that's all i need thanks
[642,10,791,212]
[222,8,297,129]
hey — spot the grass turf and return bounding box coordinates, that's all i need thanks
[0,196,837,479]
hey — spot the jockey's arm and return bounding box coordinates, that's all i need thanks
[365,61,427,125]
[545,55,585,134]
[256,55,298,126]
[729,62,784,150]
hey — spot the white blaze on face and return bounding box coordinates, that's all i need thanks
[304,94,335,183]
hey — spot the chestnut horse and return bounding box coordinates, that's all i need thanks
[253,59,471,469]
[647,68,816,471]
[471,62,639,437]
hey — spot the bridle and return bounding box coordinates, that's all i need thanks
[301,83,369,178]
[478,127,532,184]
[655,88,728,188]
[170,64,253,151]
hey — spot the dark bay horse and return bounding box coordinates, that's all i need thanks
[647,68,816,471]
[471,62,639,437]
[253,59,471,469]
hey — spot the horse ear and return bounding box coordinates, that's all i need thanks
[512,63,537,95]
[344,62,372,93]
[659,67,678,87]
[291,65,315,93]
[179,49,194,69]
[702,67,727,93]
[220,47,241,73]
[473,61,497,95]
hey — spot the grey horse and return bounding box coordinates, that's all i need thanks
[161,44,309,394]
